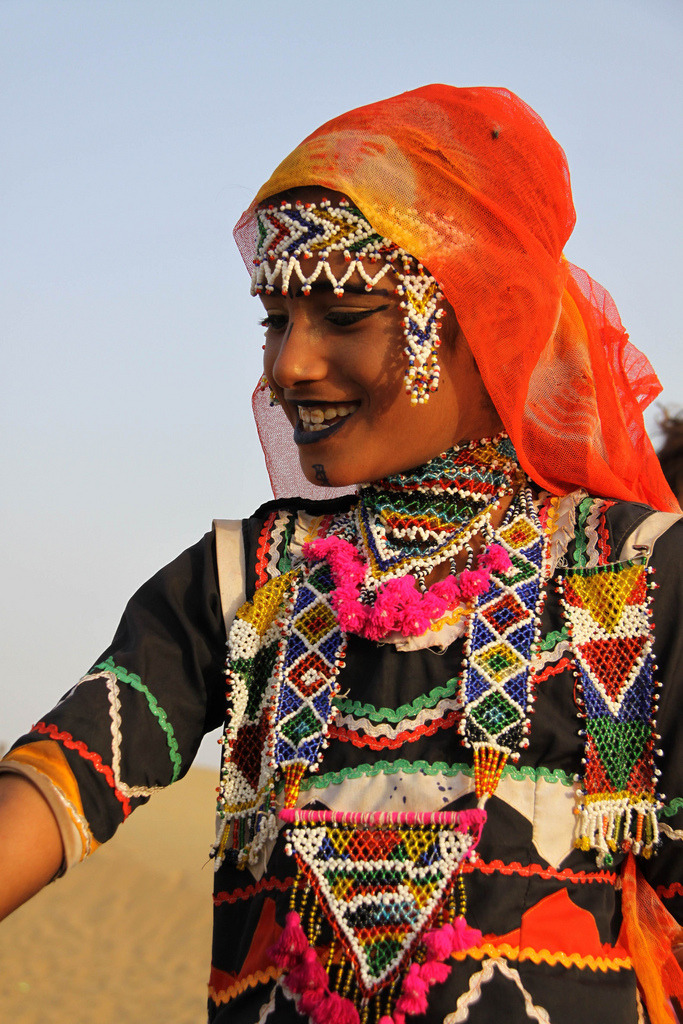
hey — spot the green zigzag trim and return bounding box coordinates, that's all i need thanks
[540,627,569,653]
[95,657,182,783]
[333,676,459,724]
[573,496,595,569]
[660,796,683,819]
[299,758,575,791]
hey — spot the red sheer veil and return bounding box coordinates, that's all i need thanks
[236,84,678,512]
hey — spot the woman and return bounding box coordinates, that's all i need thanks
[1,85,682,1024]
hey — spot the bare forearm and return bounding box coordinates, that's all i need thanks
[0,774,64,921]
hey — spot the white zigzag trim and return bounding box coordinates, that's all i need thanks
[660,821,683,842]
[443,957,552,1023]
[101,672,165,799]
[255,983,278,1023]
[334,695,463,739]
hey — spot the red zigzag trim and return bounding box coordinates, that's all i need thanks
[464,855,618,886]
[32,720,131,817]
[213,876,295,906]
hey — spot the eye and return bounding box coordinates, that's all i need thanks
[259,313,288,332]
[325,305,390,327]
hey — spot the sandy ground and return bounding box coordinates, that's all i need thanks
[0,766,218,1023]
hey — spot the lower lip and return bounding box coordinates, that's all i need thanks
[293,414,355,446]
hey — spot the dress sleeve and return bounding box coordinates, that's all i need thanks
[640,517,683,925]
[1,530,227,854]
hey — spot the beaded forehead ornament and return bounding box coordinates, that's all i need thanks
[252,198,445,405]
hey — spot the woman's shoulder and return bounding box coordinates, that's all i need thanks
[602,498,682,561]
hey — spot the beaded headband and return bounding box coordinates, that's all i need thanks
[252,198,444,404]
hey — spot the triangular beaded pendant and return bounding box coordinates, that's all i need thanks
[282,809,485,997]
[560,561,660,862]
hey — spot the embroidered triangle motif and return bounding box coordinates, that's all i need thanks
[284,809,485,996]
[563,563,646,633]
[578,635,650,710]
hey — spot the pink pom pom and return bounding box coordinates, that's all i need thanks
[267,911,308,970]
[419,959,451,984]
[450,916,482,953]
[311,990,360,1024]
[478,543,512,573]
[299,988,328,1015]
[431,575,461,604]
[377,1017,394,1024]
[395,963,429,1016]
[286,947,328,994]
[423,922,456,961]
[419,590,446,620]
[458,568,490,600]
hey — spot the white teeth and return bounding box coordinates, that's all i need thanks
[297,403,358,431]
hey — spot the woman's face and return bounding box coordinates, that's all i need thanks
[259,196,502,488]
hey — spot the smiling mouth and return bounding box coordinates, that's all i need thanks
[293,402,360,445]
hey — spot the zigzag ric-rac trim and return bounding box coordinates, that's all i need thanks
[96,657,182,782]
[328,710,460,749]
[656,881,683,900]
[451,940,632,972]
[333,675,459,723]
[462,856,618,886]
[660,795,683,818]
[534,655,573,684]
[299,758,575,791]
[254,511,280,589]
[213,876,295,906]
[32,721,131,817]
[209,966,281,1005]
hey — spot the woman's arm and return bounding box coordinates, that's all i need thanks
[0,774,64,921]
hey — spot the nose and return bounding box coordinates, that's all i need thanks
[269,311,328,389]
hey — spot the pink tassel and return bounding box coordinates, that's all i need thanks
[311,990,360,1024]
[478,543,512,573]
[457,568,490,600]
[267,911,308,970]
[393,1014,406,1024]
[419,959,451,984]
[299,988,328,1015]
[423,922,456,961]
[286,947,329,994]
[423,918,482,962]
[377,1018,394,1024]
[395,963,429,1016]
[449,916,482,953]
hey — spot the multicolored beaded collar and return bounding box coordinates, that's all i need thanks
[252,198,444,404]
[304,435,524,642]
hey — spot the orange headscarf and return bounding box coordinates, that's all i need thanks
[235,84,678,512]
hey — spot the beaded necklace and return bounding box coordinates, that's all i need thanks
[303,435,524,642]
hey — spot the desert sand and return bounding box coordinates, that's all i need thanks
[0,766,219,1023]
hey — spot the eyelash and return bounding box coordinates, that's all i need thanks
[259,314,288,331]
[259,306,389,332]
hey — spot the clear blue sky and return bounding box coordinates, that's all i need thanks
[2,0,681,767]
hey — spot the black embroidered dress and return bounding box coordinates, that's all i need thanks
[3,494,683,1024]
